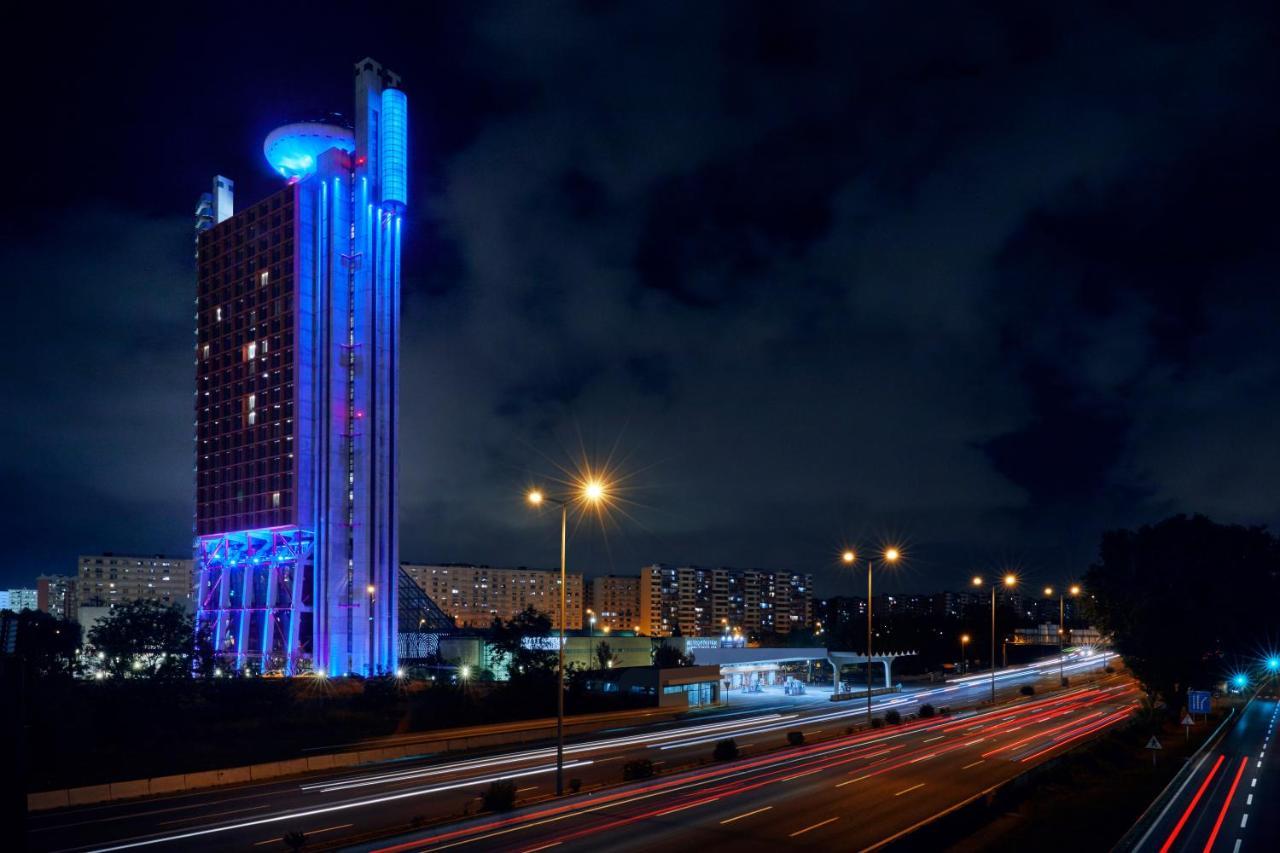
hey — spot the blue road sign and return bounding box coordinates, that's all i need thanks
[1188,690,1211,715]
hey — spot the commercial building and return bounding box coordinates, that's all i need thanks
[193,58,407,676]
[401,564,584,630]
[639,565,813,637]
[36,575,77,621]
[583,664,722,709]
[1,589,38,613]
[586,575,641,632]
[75,555,193,612]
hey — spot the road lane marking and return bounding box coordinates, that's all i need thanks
[1234,839,1242,853]
[521,844,561,853]
[895,783,926,797]
[254,823,352,846]
[160,804,270,826]
[1247,794,1253,805]
[721,806,773,824]
[656,798,718,817]
[962,760,985,769]
[789,816,839,836]
[1241,814,1248,828]
[838,773,872,787]
[923,735,945,743]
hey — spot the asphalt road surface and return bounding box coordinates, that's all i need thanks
[27,652,1116,852]
[1132,696,1279,852]
[356,677,1139,852]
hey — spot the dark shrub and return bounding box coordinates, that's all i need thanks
[713,738,740,761]
[918,703,936,718]
[787,730,805,746]
[482,780,518,812]
[1020,685,1035,696]
[871,717,885,729]
[1105,665,1116,674]
[884,709,902,725]
[283,831,307,852]
[623,759,654,780]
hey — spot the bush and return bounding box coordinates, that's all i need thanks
[918,703,936,719]
[283,831,307,852]
[871,717,885,729]
[713,738,740,761]
[569,777,582,793]
[939,706,951,716]
[787,730,805,746]
[623,759,654,780]
[481,780,518,812]
[1105,665,1116,674]
[1020,685,1035,696]
[884,709,901,725]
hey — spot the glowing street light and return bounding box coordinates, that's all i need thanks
[1045,583,1083,685]
[525,476,612,796]
[960,634,971,675]
[973,573,1018,703]
[842,545,903,722]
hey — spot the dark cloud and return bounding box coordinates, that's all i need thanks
[4,2,1280,595]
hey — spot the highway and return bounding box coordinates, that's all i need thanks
[27,652,1116,852]
[1132,696,1279,852]
[357,676,1139,852]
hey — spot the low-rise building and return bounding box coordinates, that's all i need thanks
[1,589,39,613]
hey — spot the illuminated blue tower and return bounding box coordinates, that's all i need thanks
[193,58,405,676]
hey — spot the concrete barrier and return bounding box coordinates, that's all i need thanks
[67,785,112,807]
[27,790,69,811]
[108,780,151,800]
[28,706,686,812]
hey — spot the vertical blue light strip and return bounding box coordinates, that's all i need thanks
[380,89,408,208]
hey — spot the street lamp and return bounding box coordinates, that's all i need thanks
[844,547,901,723]
[1044,584,1082,686]
[973,573,1017,703]
[526,478,608,796]
[960,633,970,675]
[366,584,376,676]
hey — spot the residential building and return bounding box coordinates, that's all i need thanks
[586,575,641,632]
[193,58,408,676]
[639,565,813,637]
[76,555,193,612]
[1,589,38,613]
[36,575,77,621]
[400,564,584,630]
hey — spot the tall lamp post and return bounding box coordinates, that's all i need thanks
[960,633,970,675]
[527,479,607,796]
[843,547,901,723]
[972,573,1017,703]
[1044,585,1081,686]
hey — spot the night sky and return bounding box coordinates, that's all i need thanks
[5,2,1279,595]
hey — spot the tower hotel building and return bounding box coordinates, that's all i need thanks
[193,58,406,676]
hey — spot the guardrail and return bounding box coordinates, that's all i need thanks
[1113,696,1247,851]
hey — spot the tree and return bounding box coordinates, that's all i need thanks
[11,610,81,677]
[1085,514,1280,715]
[652,641,694,668]
[87,600,197,679]
[593,640,615,671]
[488,606,557,685]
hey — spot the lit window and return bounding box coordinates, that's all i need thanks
[248,394,256,410]
[260,271,269,287]
[272,492,281,508]
[247,342,257,360]
[201,344,210,360]
[216,307,223,321]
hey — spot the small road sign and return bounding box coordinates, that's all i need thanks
[1188,690,1211,715]
[1181,714,1194,726]
[1146,735,1162,766]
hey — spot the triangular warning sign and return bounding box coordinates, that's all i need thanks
[1181,714,1195,726]
[1146,736,1162,749]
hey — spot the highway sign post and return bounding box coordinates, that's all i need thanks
[1181,713,1194,740]
[1145,735,1162,767]
[1188,689,1211,717]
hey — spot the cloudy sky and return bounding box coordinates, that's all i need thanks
[4,2,1278,594]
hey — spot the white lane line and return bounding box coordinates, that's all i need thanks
[1252,778,1257,787]
[837,774,871,788]
[895,782,926,797]
[789,816,840,837]
[721,806,773,825]
[521,843,561,853]
[923,735,945,743]
[1241,813,1249,828]
[253,824,352,846]
[1233,839,1242,853]
[962,760,985,769]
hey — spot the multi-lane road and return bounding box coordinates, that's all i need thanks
[27,652,1118,852]
[358,677,1139,852]
[1131,695,1279,852]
